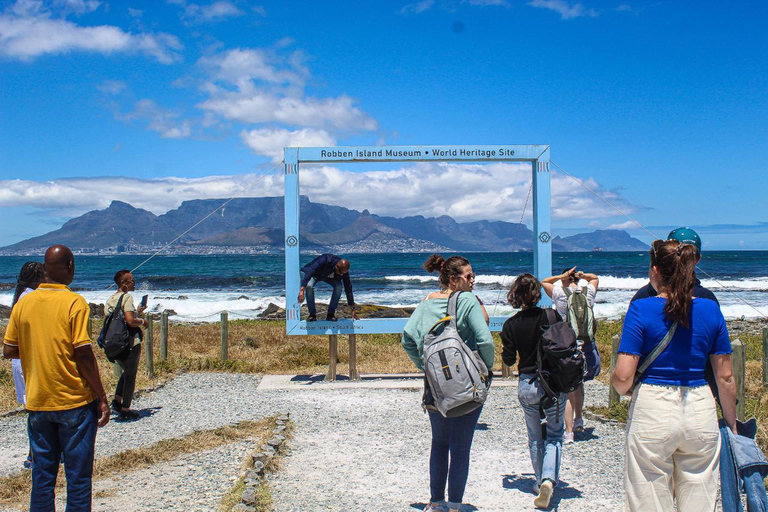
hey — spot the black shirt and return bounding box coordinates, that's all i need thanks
[631,279,719,305]
[500,307,561,374]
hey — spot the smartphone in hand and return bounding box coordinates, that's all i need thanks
[140,295,148,308]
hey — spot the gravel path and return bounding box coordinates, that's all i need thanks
[0,375,625,511]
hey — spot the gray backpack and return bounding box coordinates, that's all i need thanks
[422,292,490,418]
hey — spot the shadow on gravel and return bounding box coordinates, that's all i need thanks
[475,422,490,431]
[574,426,599,442]
[503,474,583,508]
[410,502,479,511]
[113,406,162,422]
[502,473,537,494]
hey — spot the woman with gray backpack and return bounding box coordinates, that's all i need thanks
[402,254,494,512]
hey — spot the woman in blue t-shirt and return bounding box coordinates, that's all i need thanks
[612,239,737,511]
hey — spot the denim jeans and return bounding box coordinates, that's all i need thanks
[115,341,142,409]
[428,406,483,509]
[304,275,343,316]
[28,400,98,512]
[518,374,566,486]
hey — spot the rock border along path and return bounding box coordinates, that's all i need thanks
[0,373,625,511]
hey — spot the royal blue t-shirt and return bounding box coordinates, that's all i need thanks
[619,297,732,387]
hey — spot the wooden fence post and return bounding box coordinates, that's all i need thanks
[501,363,511,378]
[732,338,746,421]
[763,327,768,388]
[160,310,169,361]
[327,335,338,381]
[145,313,154,379]
[220,311,228,361]
[348,333,359,380]
[609,334,620,408]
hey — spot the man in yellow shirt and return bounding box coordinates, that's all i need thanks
[3,245,110,512]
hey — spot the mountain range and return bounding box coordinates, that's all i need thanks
[0,197,649,254]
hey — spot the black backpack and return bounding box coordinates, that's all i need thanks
[535,308,586,419]
[98,294,132,362]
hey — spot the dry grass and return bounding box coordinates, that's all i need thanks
[0,417,277,509]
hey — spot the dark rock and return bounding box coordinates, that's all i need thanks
[89,303,105,319]
[0,304,11,319]
[258,303,284,319]
[240,487,258,505]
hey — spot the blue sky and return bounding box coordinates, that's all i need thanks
[0,0,766,249]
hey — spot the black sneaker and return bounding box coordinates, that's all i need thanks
[325,315,338,322]
[110,399,121,412]
[307,314,317,322]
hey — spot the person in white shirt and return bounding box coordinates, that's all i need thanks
[542,267,599,444]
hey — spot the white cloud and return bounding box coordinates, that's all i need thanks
[0,1,183,63]
[607,220,641,230]
[527,0,598,19]
[118,99,192,139]
[97,79,126,95]
[399,0,435,14]
[0,165,638,225]
[195,48,377,132]
[178,0,245,24]
[198,47,307,87]
[240,127,336,162]
[52,0,100,15]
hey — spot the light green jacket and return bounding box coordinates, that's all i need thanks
[401,293,494,372]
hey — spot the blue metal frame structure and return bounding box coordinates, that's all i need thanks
[284,145,551,335]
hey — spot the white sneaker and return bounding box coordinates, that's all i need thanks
[563,432,574,445]
[573,417,584,432]
[534,479,554,509]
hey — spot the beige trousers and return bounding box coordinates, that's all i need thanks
[624,383,721,512]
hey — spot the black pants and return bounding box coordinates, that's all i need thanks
[115,342,141,409]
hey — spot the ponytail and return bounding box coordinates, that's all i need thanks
[650,240,697,327]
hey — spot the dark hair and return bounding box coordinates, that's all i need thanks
[13,261,45,306]
[423,254,470,288]
[114,269,131,286]
[562,268,577,283]
[651,239,698,327]
[507,273,542,309]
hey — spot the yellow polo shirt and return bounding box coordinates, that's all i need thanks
[3,283,96,411]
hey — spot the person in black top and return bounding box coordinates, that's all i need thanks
[501,273,565,510]
[631,227,718,304]
[298,254,356,321]
[630,227,721,400]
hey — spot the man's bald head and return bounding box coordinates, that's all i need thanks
[335,259,350,275]
[44,245,75,285]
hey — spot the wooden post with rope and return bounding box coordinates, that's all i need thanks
[221,311,228,361]
[609,334,620,408]
[732,338,746,421]
[145,313,154,379]
[160,310,169,361]
[762,327,768,388]
[327,335,338,381]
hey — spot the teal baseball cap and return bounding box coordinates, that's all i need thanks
[667,227,702,253]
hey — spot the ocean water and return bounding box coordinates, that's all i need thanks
[1,252,767,322]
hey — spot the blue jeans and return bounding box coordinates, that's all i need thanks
[304,275,342,317]
[428,406,483,509]
[518,374,566,486]
[28,400,99,512]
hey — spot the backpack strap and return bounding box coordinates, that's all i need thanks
[563,287,572,298]
[630,322,678,393]
[446,291,462,330]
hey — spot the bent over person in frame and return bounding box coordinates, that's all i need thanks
[297,253,357,322]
